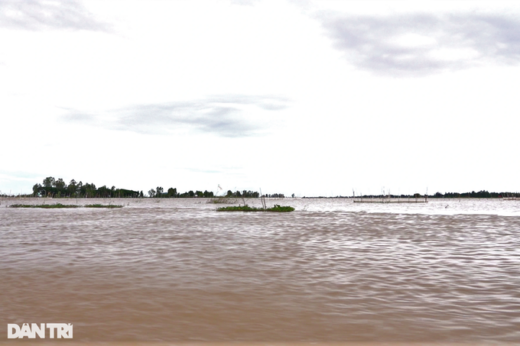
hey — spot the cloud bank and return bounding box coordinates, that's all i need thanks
[0,0,109,31]
[320,13,520,75]
[62,95,289,138]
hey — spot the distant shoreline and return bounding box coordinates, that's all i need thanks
[1,176,518,199]
[1,196,518,200]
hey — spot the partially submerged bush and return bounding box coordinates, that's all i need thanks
[269,204,295,212]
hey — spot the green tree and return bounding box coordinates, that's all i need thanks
[148,189,156,198]
[43,177,55,188]
[77,181,83,197]
[54,178,66,190]
[98,185,109,197]
[33,184,42,197]
[156,187,164,197]
[84,183,96,197]
[68,179,77,196]
[167,187,177,197]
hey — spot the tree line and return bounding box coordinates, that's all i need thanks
[32,177,141,198]
[147,187,214,198]
[430,190,519,198]
[345,190,519,199]
[29,176,287,198]
[147,188,285,198]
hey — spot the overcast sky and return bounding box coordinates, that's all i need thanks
[1,0,519,196]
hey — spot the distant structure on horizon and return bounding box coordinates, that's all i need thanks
[353,195,428,204]
[352,189,428,204]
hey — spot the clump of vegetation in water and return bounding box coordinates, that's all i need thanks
[9,203,124,209]
[9,204,80,208]
[84,204,123,208]
[217,204,295,212]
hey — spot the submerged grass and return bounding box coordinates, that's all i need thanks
[85,204,123,208]
[217,204,295,212]
[10,203,123,209]
[10,204,80,208]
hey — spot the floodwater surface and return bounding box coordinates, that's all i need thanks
[0,198,519,343]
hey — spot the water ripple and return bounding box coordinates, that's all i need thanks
[0,198,519,342]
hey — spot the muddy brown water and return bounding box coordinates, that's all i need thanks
[1,198,519,343]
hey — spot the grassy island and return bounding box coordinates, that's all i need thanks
[217,204,295,212]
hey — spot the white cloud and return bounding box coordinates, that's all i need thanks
[0,0,110,31]
[61,95,289,137]
[319,12,520,75]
